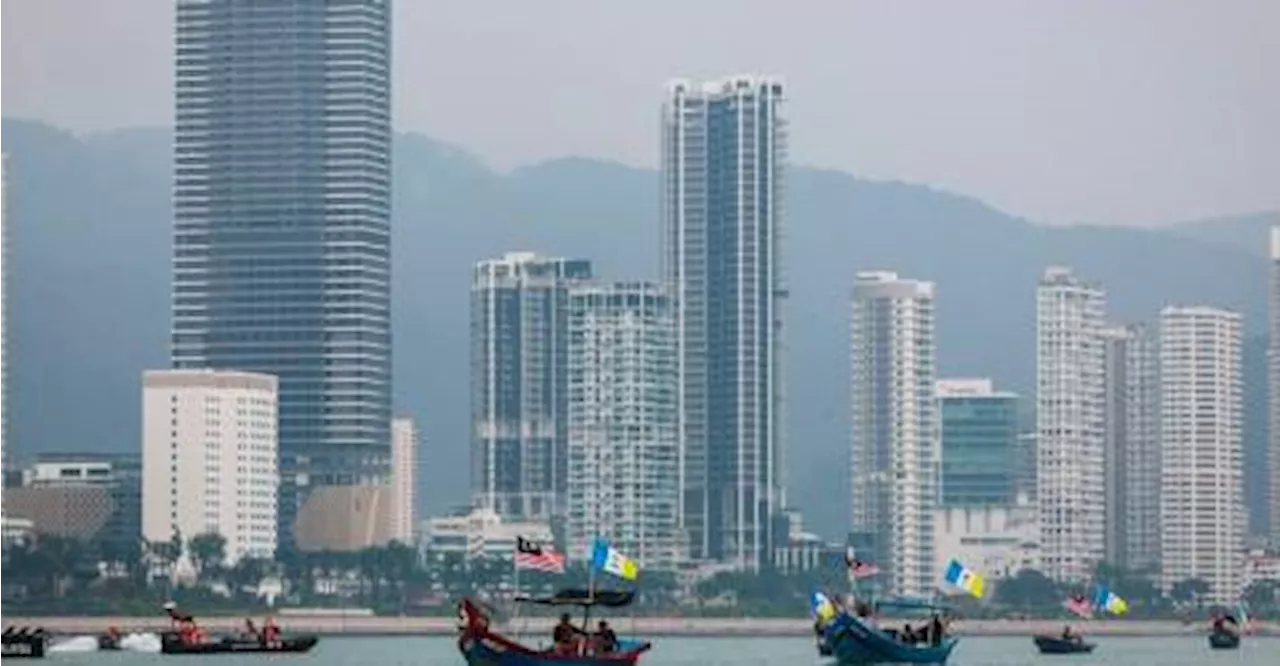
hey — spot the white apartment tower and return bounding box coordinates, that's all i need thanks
[663,76,787,568]
[850,271,938,597]
[142,369,278,564]
[1159,306,1244,604]
[1036,267,1107,584]
[390,417,419,544]
[1,153,8,482]
[1269,226,1280,544]
[566,283,682,570]
[1100,323,1161,573]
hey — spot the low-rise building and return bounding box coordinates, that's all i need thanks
[933,499,1040,586]
[421,507,553,566]
[2,453,141,550]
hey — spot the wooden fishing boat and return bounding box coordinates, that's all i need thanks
[1032,634,1096,654]
[457,590,652,666]
[160,632,319,655]
[816,601,958,665]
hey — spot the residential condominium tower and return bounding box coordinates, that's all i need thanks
[1100,323,1161,573]
[470,252,592,522]
[1159,306,1244,604]
[1270,226,1280,545]
[141,369,279,565]
[1036,267,1107,584]
[170,0,393,545]
[566,282,682,570]
[850,271,938,597]
[662,75,787,569]
[389,417,418,544]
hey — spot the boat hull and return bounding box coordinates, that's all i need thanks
[818,612,958,665]
[455,598,651,666]
[160,633,319,655]
[1032,635,1096,654]
[2,630,47,659]
[1208,632,1240,649]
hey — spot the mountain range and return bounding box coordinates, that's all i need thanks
[3,118,1274,538]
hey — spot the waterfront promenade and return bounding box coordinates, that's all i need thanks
[6,616,1276,637]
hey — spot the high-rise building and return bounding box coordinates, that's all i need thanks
[1269,226,1280,545]
[470,252,593,522]
[565,282,682,569]
[937,378,1019,509]
[850,271,938,597]
[170,0,392,545]
[390,417,418,544]
[1100,323,1161,573]
[1159,306,1244,604]
[662,75,787,569]
[142,369,279,565]
[1036,267,1107,584]
[1,153,8,483]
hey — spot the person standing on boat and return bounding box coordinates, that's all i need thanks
[262,616,281,648]
[593,620,618,655]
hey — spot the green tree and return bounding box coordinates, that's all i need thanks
[993,569,1060,614]
[188,532,228,581]
[1169,578,1211,609]
[1243,580,1278,612]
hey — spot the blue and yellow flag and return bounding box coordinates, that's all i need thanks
[943,559,985,599]
[1092,586,1129,615]
[591,537,638,581]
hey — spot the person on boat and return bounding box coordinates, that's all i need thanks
[552,613,585,655]
[927,613,945,647]
[164,602,205,645]
[900,623,916,644]
[593,620,618,655]
[262,616,281,648]
[1061,624,1082,643]
[243,618,259,642]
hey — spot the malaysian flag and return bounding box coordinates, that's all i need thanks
[844,547,881,579]
[514,536,567,573]
[1063,594,1094,619]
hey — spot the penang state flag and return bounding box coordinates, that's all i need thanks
[591,537,639,581]
[943,559,985,599]
[810,590,838,625]
[1093,586,1129,615]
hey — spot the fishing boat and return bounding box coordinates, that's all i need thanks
[815,598,959,665]
[1,627,47,659]
[159,632,319,655]
[1032,634,1096,655]
[456,589,652,666]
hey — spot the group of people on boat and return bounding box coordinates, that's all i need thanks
[551,613,618,656]
[163,602,281,647]
[814,592,953,648]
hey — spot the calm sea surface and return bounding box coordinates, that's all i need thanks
[46,635,1280,665]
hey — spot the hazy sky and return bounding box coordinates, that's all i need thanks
[3,0,1277,226]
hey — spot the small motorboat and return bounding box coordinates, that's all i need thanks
[1033,634,1097,654]
[1208,630,1240,650]
[2,627,48,659]
[457,590,653,665]
[159,632,319,655]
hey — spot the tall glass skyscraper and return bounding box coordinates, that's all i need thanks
[662,76,787,570]
[171,0,392,547]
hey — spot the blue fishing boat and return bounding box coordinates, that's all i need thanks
[816,599,959,665]
[456,590,652,666]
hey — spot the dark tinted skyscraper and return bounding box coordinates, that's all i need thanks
[663,76,786,569]
[171,0,392,546]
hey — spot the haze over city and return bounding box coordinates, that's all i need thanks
[4,0,1278,225]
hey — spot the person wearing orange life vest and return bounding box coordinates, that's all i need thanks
[261,616,281,648]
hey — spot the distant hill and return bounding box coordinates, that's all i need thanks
[2,118,1271,538]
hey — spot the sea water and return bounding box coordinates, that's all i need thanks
[32,634,1280,664]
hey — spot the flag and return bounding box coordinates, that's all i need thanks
[591,537,639,581]
[1063,594,1094,619]
[810,590,838,625]
[844,547,880,579]
[514,536,566,574]
[1092,586,1128,615]
[943,559,985,599]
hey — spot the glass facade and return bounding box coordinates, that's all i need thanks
[663,76,786,569]
[171,0,392,546]
[939,394,1018,508]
